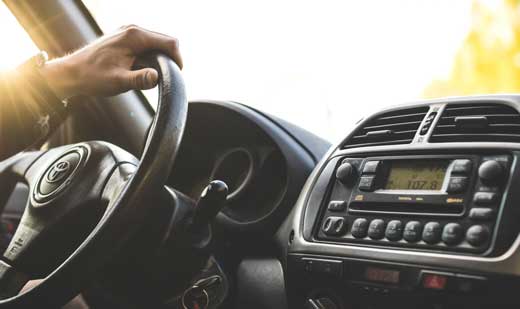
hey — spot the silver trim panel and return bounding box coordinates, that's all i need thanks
[289,95,520,276]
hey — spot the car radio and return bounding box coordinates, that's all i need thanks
[316,154,511,254]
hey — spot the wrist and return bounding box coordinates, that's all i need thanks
[40,56,79,100]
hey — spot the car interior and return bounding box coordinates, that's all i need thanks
[1,0,520,308]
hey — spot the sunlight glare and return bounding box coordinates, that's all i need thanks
[0,3,38,72]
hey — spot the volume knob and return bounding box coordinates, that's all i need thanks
[336,162,356,184]
[478,160,504,185]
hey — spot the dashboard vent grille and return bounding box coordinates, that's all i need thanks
[430,103,520,143]
[343,106,429,148]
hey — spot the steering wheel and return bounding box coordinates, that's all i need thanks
[0,54,187,308]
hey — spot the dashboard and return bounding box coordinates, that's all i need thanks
[283,95,520,308]
[6,96,520,308]
[166,101,322,235]
[0,100,329,308]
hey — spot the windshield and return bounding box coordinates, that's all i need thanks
[84,0,519,142]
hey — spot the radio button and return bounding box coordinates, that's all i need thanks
[322,217,347,236]
[359,176,376,192]
[403,221,423,242]
[422,222,442,244]
[442,223,463,245]
[328,200,347,212]
[447,177,468,193]
[452,159,472,174]
[466,225,490,247]
[475,185,500,192]
[473,192,499,206]
[362,161,380,174]
[368,219,386,240]
[385,220,403,241]
[476,185,499,193]
[469,208,496,221]
[351,218,369,238]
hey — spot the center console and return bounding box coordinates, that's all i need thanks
[285,96,520,308]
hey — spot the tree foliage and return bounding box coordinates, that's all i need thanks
[424,0,520,98]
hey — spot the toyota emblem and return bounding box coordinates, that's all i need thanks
[46,160,71,183]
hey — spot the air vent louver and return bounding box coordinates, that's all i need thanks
[343,106,429,149]
[430,103,520,143]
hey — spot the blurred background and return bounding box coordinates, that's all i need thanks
[1,0,519,142]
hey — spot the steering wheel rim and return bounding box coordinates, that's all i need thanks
[0,53,187,307]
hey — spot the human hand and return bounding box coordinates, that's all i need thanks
[40,25,183,99]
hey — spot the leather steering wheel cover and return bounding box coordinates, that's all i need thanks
[0,54,187,308]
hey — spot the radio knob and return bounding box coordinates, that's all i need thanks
[336,162,356,184]
[478,160,504,185]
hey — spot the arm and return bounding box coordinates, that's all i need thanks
[0,25,183,161]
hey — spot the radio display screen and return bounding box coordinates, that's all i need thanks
[384,160,449,191]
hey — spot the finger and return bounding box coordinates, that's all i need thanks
[121,26,183,69]
[21,279,42,293]
[120,68,159,91]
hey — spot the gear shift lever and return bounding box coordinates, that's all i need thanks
[191,180,228,230]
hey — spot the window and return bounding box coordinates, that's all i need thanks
[84,0,520,141]
[0,3,39,71]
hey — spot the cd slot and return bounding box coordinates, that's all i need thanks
[349,201,463,215]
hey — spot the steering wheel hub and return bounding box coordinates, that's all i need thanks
[34,147,87,204]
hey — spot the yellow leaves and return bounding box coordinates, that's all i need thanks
[423,0,520,98]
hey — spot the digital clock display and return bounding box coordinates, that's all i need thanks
[364,266,400,284]
[384,160,449,191]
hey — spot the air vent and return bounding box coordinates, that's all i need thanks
[343,106,429,148]
[430,103,520,143]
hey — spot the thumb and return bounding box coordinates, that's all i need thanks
[121,68,159,90]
